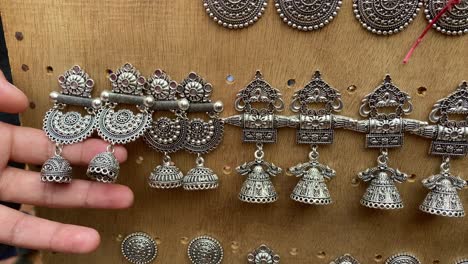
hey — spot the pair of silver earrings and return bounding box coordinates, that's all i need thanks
[203,0,468,35]
[143,71,224,191]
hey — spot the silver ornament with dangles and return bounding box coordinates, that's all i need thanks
[148,154,184,189]
[40,145,72,183]
[289,146,336,205]
[87,146,120,183]
[359,149,408,210]
[183,155,219,190]
[247,244,280,264]
[237,144,282,203]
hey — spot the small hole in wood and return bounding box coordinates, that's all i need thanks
[29,101,36,109]
[408,174,417,183]
[433,260,440,264]
[136,156,144,165]
[21,64,29,72]
[374,254,383,262]
[116,234,123,242]
[347,85,357,93]
[317,251,326,258]
[230,241,239,250]
[223,165,232,175]
[15,32,24,41]
[46,66,54,74]
[351,177,360,186]
[417,87,427,96]
[180,237,189,244]
[106,69,113,77]
[226,74,235,84]
[287,79,296,88]
[154,237,161,245]
[289,248,298,256]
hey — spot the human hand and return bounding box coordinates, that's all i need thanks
[0,70,134,254]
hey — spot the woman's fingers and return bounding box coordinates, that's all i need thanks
[0,204,100,253]
[0,70,29,114]
[0,167,134,209]
[0,122,127,166]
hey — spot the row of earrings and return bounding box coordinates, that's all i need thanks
[203,0,468,35]
[41,64,224,191]
[223,71,468,218]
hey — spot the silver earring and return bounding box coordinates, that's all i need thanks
[121,232,158,264]
[247,244,280,264]
[385,253,421,264]
[225,71,288,203]
[177,72,225,190]
[187,236,223,264]
[42,65,100,183]
[412,81,468,217]
[203,0,267,29]
[275,0,342,31]
[143,69,189,189]
[355,75,427,209]
[331,254,361,264]
[353,0,422,35]
[87,63,154,183]
[288,71,349,204]
[424,0,468,35]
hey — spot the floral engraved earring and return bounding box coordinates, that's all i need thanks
[42,65,101,183]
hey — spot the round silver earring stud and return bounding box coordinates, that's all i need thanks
[203,0,268,29]
[353,0,422,35]
[424,0,468,35]
[248,244,280,264]
[331,254,360,264]
[121,232,157,264]
[456,259,468,264]
[385,253,420,264]
[275,0,342,31]
[187,236,223,264]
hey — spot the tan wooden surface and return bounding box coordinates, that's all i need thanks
[1,0,468,263]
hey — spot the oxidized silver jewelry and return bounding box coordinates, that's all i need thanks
[143,69,189,189]
[87,63,154,183]
[177,72,224,190]
[288,71,354,205]
[203,0,268,29]
[247,244,280,264]
[412,81,468,217]
[425,0,468,35]
[275,0,342,31]
[354,75,426,209]
[353,0,423,35]
[187,236,223,264]
[331,254,360,264]
[42,65,100,183]
[224,71,287,203]
[121,232,157,264]
[385,253,421,264]
[456,259,468,264]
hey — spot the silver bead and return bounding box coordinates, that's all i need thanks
[87,151,120,183]
[100,90,110,102]
[91,98,102,109]
[385,253,420,264]
[213,101,224,113]
[143,96,155,108]
[49,91,59,101]
[40,155,72,183]
[121,232,157,264]
[178,98,190,111]
[187,236,223,264]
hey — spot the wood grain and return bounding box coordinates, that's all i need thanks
[1,0,467,263]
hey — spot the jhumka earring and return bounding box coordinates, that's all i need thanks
[87,63,154,183]
[275,0,342,31]
[143,69,190,189]
[224,71,288,203]
[412,81,468,217]
[424,0,468,35]
[177,72,225,190]
[288,71,355,205]
[203,0,267,29]
[353,0,422,35]
[42,65,101,183]
[354,75,427,209]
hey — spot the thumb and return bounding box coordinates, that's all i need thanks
[0,69,29,113]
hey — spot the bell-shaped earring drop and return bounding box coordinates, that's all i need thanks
[41,65,100,183]
[177,72,225,190]
[143,69,188,189]
[353,75,427,209]
[224,71,288,203]
[412,81,468,217]
[88,63,154,183]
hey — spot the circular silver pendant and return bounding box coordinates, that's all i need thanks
[143,117,188,153]
[275,0,342,31]
[353,0,422,35]
[43,109,96,145]
[187,236,223,264]
[97,108,152,145]
[385,253,420,264]
[121,232,157,264]
[425,0,468,35]
[203,0,268,29]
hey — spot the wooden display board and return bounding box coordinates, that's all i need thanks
[1,1,467,263]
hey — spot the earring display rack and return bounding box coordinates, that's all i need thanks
[1,0,467,263]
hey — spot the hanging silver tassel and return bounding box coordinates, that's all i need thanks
[183,155,219,190]
[87,145,120,183]
[148,154,184,189]
[41,145,72,183]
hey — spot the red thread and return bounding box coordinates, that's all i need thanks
[403,0,462,64]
